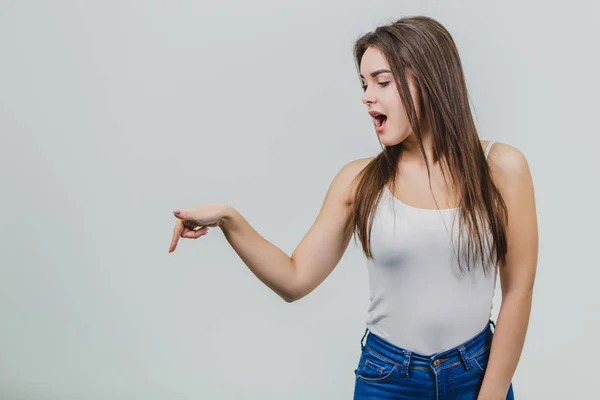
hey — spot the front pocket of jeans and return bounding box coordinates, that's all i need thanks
[356,348,398,382]
[470,345,490,373]
[472,357,485,372]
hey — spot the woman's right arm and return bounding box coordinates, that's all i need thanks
[219,158,370,303]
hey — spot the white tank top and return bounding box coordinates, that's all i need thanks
[364,141,497,355]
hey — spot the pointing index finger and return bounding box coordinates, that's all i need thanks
[169,219,184,253]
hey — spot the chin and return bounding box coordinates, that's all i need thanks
[380,133,408,147]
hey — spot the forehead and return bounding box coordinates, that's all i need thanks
[360,47,391,77]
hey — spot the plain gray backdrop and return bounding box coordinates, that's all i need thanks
[1,1,599,399]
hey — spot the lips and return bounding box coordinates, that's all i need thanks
[373,114,387,127]
[369,111,388,132]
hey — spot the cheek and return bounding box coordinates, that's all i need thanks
[385,88,413,131]
[394,98,419,129]
[390,103,410,129]
[393,115,411,133]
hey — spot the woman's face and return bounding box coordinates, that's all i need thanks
[360,46,422,147]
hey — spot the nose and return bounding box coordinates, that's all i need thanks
[361,87,376,105]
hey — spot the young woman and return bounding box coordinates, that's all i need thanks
[168,16,538,400]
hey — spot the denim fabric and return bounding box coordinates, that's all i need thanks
[353,320,514,399]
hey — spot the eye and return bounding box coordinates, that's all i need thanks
[361,82,390,92]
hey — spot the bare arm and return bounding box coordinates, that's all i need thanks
[478,143,538,399]
[219,159,370,302]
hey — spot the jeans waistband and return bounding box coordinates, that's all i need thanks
[359,320,495,376]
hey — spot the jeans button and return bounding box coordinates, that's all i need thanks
[433,359,441,366]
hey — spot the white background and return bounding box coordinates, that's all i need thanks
[1,1,598,399]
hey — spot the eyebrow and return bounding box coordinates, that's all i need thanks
[360,69,392,79]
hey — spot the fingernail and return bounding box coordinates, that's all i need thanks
[173,209,180,214]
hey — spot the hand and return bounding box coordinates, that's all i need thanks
[168,203,229,253]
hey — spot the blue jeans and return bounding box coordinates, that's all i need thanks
[353,320,515,399]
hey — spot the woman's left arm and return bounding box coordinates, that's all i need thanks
[478,143,539,400]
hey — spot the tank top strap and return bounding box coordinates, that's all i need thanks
[484,141,495,160]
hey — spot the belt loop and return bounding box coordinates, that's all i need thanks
[401,350,411,377]
[360,327,369,351]
[489,319,496,333]
[458,345,473,371]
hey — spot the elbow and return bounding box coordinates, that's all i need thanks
[282,289,303,303]
[280,288,296,303]
[281,285,308,303]
[503,286,534,301]
[500,288,534,311]
[275,284,299,303]
[281,264,314,303]
[281,268,303,303]
[283,295,297,303]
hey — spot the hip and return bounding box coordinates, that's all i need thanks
[353,320,515,399]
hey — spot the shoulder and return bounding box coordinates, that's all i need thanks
[331,157,374,205]
[484,141,533,196]
[485,141,530,178]
[341,157,374,176]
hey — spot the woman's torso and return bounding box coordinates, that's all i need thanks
[361,140,498,355]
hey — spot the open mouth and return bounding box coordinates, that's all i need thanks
[373,114,387,131]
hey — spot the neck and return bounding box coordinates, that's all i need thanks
[399,121,436,164]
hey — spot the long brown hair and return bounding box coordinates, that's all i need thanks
[349,16,508,274]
